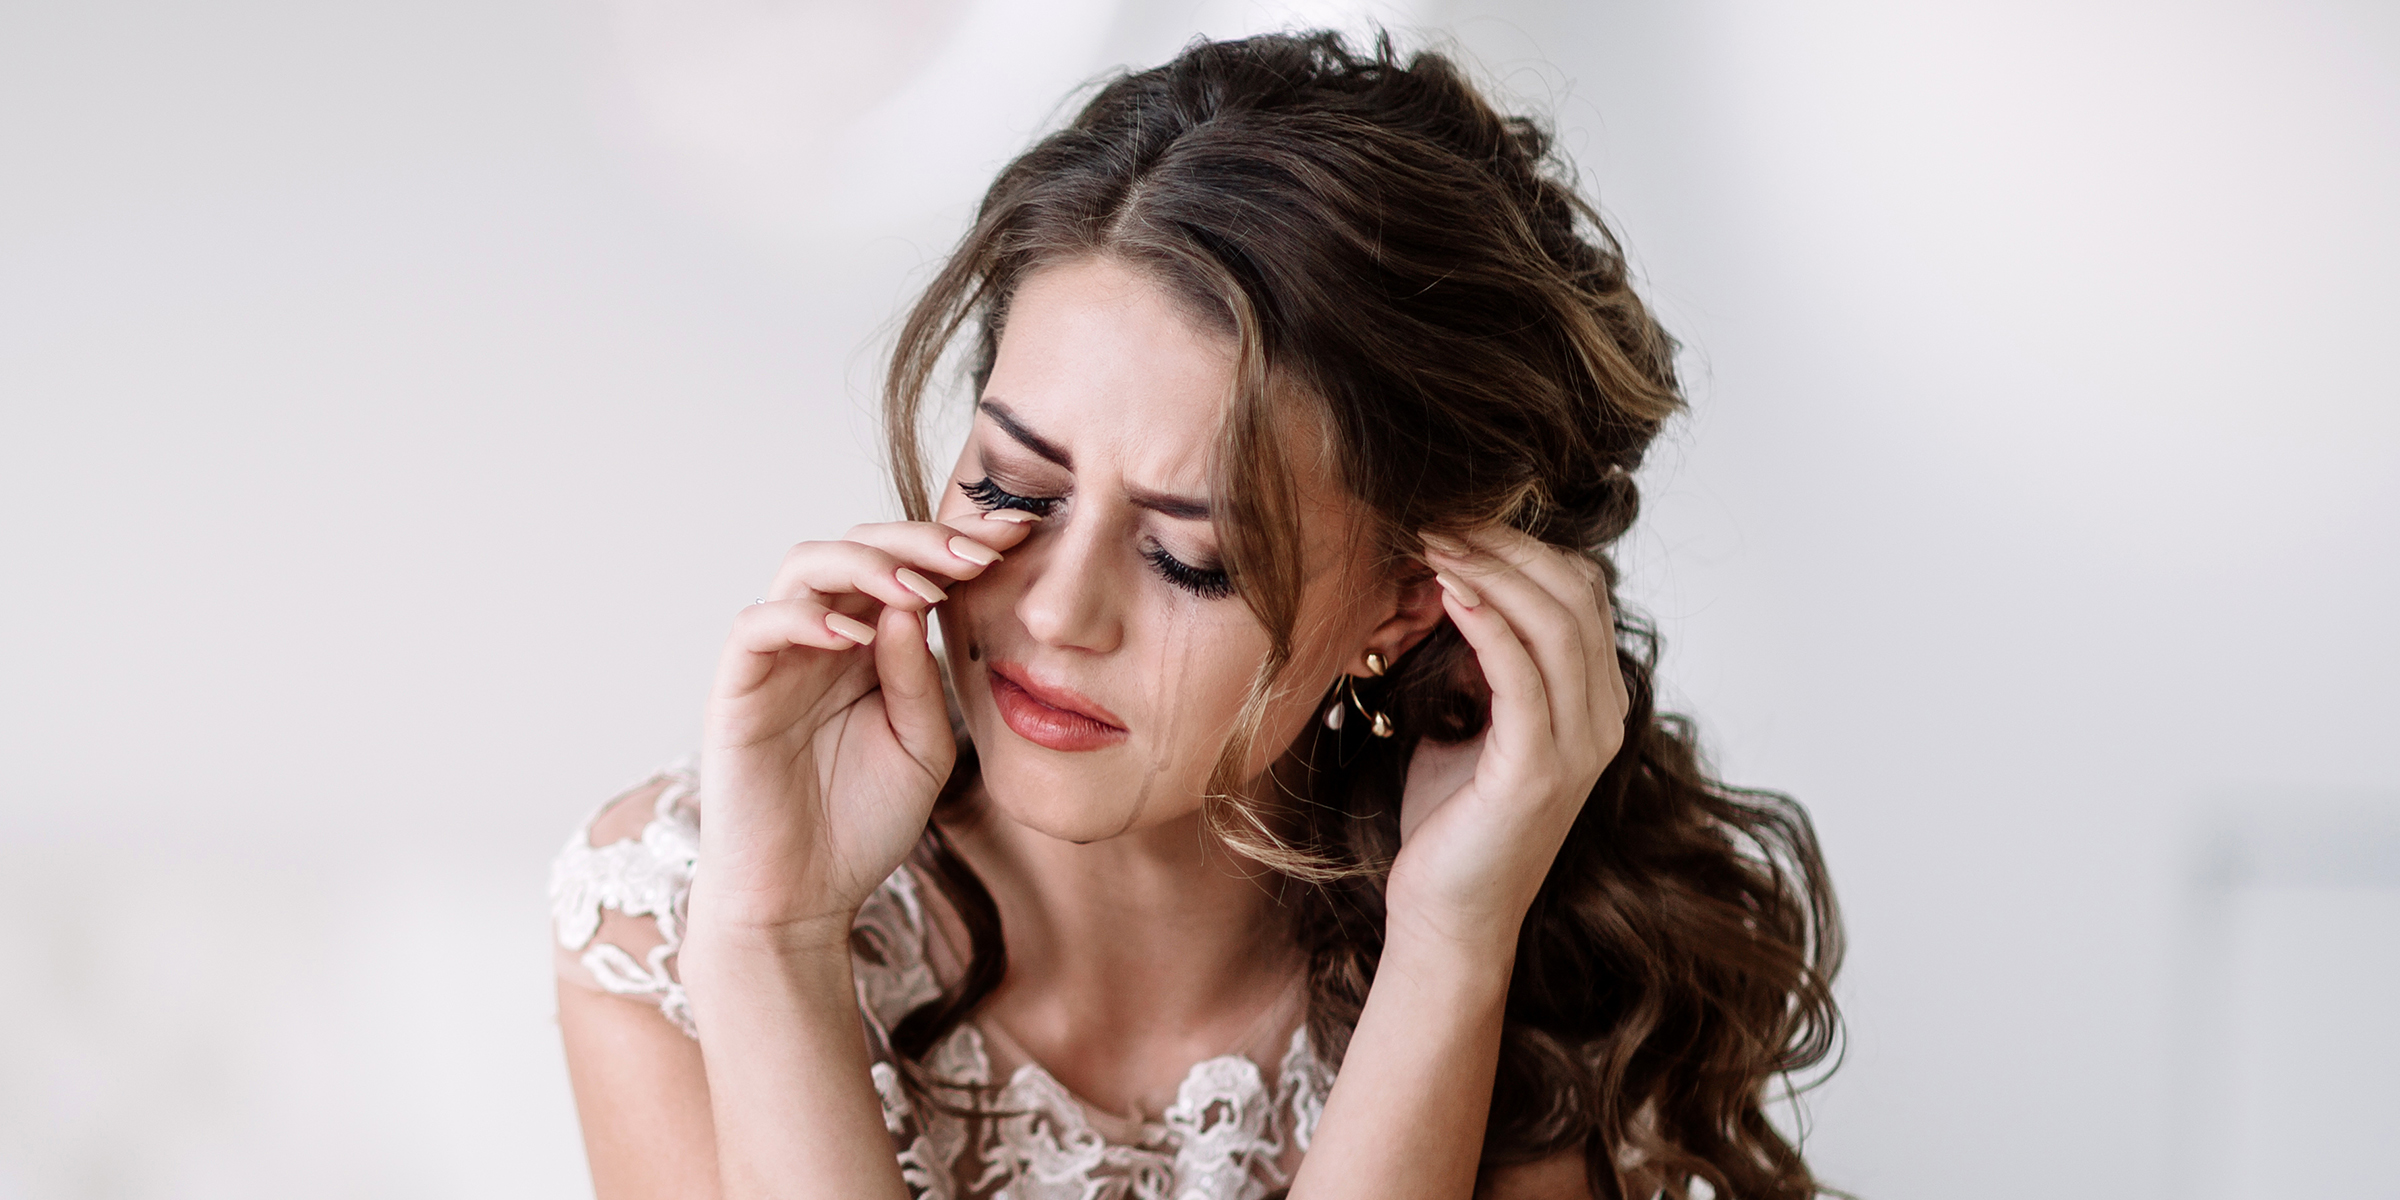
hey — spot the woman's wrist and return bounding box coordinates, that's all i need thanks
[686,870,865,948]
[678,903,859,1005]
[678,890,909,1199]
[1291,880,1516,1200]
[1381,862,1536,973]
[1378,910,1519,1000]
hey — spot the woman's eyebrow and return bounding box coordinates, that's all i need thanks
[978,399,1070,469]
[1126,486,1210,521]
[979,398,1212,521]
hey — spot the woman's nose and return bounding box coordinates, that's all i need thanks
[1011,516,1122,653]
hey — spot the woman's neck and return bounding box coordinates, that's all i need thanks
[940,782,1304,1114]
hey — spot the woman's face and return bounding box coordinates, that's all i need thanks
[934,255,1385,843]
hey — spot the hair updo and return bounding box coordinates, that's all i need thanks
[884,31,1841,1199]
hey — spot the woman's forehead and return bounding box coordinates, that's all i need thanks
[981,259,1227,490]
[983,257,1368,550]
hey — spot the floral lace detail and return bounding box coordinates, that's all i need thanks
[550,762,1332,1200]
[549,758,702,1034]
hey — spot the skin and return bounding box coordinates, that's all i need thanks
[559,256,1629,1200]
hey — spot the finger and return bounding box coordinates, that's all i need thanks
[937,506,1045,543]
[770,515,1039,603]
[1590,572,1630,720]
[873,605,954,774]
[1469,528,1627,724]
[1438,530,1628,734]
[1437,575,1555,767]
[1461,527,1613,671]
[1552,551,1630,720]
[766,539,957,613]
[864,509,1046,570]
[715,596,866,694]
[1427,542,1590,740]
[853,509,1043,572]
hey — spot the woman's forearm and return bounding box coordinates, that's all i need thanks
[1289,923,1516,1200]
[677,918,910,1200]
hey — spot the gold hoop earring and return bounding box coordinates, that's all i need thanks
[1323,655,1395,738]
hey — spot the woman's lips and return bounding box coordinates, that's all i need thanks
[987,663,1127,752]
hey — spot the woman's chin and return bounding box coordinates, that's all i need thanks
[972,756,1186,845]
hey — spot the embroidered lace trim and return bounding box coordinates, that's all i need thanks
[550,759,1333,1200]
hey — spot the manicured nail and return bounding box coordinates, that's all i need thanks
[826,612,877,645]
[895,568,947,604]
[981,509,1041,525]
[1435,571,1481,608]
[1423,532,1471,555]
[948,536,1002,566]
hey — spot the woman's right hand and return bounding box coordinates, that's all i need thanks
[692,511,1037,941]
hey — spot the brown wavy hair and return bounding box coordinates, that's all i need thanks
[880,31,1842,1200]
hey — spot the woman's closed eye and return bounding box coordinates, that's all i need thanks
[959,476,1233,600]
[1142,544,1233,600]
[961,476,1060,516]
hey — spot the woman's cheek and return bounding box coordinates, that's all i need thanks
[1179,614,1286,775]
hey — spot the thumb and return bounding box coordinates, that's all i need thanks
[874,605,956,778]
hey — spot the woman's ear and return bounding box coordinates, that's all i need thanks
[1363,567,1449,667]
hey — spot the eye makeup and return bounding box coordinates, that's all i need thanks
[959,476,1059,517]
[1141,544,1233,599]
[957,476,1233,600]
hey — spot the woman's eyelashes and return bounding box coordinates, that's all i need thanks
[960,476,1060,516]
[1142,544,1233,600]
[958,476,1234,600]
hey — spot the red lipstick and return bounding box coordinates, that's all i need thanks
[986,662,1127,752]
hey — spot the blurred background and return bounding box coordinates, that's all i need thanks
[2,0,2393,1195]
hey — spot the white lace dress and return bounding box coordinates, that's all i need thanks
[549,759,1334,1200]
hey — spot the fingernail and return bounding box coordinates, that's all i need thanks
[1436,571,1481,608]
[981,509,1041,525]
[1423,531,1470,555]
[826,612,877,645]
[895,568,947,604]
[948,536,1002,566]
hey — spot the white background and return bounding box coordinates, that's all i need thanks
[2,0,2393,1196]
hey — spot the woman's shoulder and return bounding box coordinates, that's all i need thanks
[549,758,702,959]
[548,759,705,1033]
[546,757,937,1038]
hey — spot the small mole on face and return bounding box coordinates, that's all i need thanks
[968,642,983,662]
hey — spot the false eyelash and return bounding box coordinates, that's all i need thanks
[961,476,1232,600]
[1144,545,1234,600]
[960,476,1061,516]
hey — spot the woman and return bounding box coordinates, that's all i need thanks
[551,31,1840,1200]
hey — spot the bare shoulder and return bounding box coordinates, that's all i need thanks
[1478,1150,1594,1200]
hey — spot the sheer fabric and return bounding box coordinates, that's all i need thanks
[550,759,1333,1200]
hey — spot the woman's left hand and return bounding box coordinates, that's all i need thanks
[1388,526,1631,955]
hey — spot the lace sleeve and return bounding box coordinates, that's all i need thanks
[549,758,703,1036]
[544,757,948,1039]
